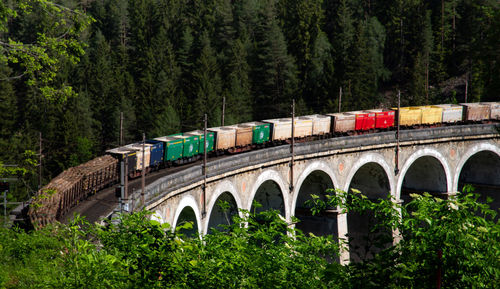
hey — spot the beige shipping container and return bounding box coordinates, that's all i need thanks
[460,103,490,121]
[306,114,331,135]
[396,107,422,126]
[294,117,313,138]
[208,127,237,150]
[421,106,443,124]
[434,104,463,123]
[263,118,292,141]
[228,124,253,147]
[126,143,152,170]
[480,102,500,119]
[326,113,355,133]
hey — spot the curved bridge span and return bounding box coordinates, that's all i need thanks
[123,124,499,261]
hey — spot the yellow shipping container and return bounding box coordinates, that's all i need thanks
[395,107,422,126]
[421,106,443,124]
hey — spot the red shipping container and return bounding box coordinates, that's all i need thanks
[366,109,395,129]
[346,111,376,131]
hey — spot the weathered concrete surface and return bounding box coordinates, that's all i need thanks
[124,124,500,262]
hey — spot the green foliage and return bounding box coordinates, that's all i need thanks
[0,188,498,287]
[0,0,93,102]
[307,186,500,288]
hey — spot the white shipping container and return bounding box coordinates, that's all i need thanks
[434,104,463,123]
[126,143,152,170]
[306,114,331,135]
[294,117,313,138]
[263,118,292,141]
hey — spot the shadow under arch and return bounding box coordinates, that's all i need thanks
[400,156,449,204]
[206,191,239,233]
[294,170,337,237]
[346,161,392,263]
[458,150,500,211]
[172,196,202,237]
[249,180,285,216]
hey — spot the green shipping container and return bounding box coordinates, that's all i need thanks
[154,136,184,161]
[185,130,215,154]
[174,135,198,158]
[242,122,270,144]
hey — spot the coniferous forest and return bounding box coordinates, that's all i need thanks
[0,1,499,196]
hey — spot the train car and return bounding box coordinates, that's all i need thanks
[154,136,184,163]
[263,118,292,141]
[184,130,215,154]
[306,114,331,135]
[227,124,253,147]
[433,104,463,123]
[240,122,271,144]
[173,135,199,159]
[326,113,355,133]
[460,103,490,121]
[294,117,314,138]
[365,109,395,129]
[125,143,152,171]
[209,127,237,151]
[145,140,164,168]
[480,102,500,120]
[106,147,137,174]
[346,111,376,131]
[396,107,422,126]
[420,106,443,125]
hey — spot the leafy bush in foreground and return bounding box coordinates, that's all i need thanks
[0,187,498,288]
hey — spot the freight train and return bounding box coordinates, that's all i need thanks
[28,102,500,226]
[107,102,500,177]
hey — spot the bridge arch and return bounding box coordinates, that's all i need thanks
[396,148,452,201]
[454,143,500,210]
[343,153,394,262]
[247,169,289,220]
[454,143,500,192]
[292,161,339,213]
[204,180,242,235]
[343,152,395,196]
[292,161,339,237]
[172,195,202,237]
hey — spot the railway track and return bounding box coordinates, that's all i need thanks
[61,157,230,224]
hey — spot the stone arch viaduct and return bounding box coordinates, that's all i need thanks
[124,124,500,262]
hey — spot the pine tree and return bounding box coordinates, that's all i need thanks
[253,1,298,119]
[224,38,253,125]
[192,31,223,128]
[304,31,335,113]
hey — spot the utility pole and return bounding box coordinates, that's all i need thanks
[119,158,125,212]
[426,52,429,100]
[221,97,226,126]
[123,155,129,212]
[395,90,401,175]
[141,133,145,205]
[39,132,42,189]
[338,87,342,113]
[202,114,207,218]
[120,112,124,146]
[290,99,295,194]
[465,78,468,103]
